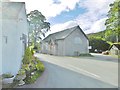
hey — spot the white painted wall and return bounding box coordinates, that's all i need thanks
[2,3,28,75]
[110,45,120,55]
[0,27,2,75]
[0,9,2,74]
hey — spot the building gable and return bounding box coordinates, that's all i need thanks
[43,25,88,42]
[65,26,88,40]
[109,44,120,50]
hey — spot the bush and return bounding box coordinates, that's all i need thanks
[18,69,26,75]
[18,47,45,84]
[35,59,45,72]
[24,71,41,84]
[22,64,30,71]
[2,73,14,78]
[31,48,35,55]
[23,57,45,84]
[22,47,32,64]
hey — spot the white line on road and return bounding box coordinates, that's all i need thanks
[68,65,101,79]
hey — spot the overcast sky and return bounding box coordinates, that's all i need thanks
[10,0,115,35]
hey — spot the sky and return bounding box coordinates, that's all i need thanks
[9,0,115,36]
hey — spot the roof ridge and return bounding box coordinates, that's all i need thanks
[49,25,79,35]
[42,25,82,42]
[109,43,120,50]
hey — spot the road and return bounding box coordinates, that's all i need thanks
[19,53,118,88]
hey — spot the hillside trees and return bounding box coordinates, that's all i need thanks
[27,10,50,48]
[87,0,120,52]
[105,0,120,42]
[89,36,110,53]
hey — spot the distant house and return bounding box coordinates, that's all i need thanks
[41,25,89,56]
[0,2,28,75]
[109,44,120,55]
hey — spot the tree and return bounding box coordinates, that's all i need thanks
[22,47,32,64]
[105,0,120,42]
[89,37,110,53]
[27,10,50,47]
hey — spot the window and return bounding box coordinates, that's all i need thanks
[74,37,82,44]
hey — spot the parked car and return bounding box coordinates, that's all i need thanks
[94,49,102,53]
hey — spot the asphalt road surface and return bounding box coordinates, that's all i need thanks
[19,53,118,88]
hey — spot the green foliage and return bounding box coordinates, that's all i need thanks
[27,10,50,46]
[24,71,41,84]
[87,31,105,39]
[18,69,26,75]
[89,37,110,53]
[35,59,45,72]
[87,29,119,47]
[105,0,120,42]
[88,0,120,43]
[31,48,34,55]
[20,46,45,84]
[22,47,32,64]
[105,31,117,42]
[22,64,30,71]
[2,73,14,78]
[23,57,45,84]
[36,42,41,51]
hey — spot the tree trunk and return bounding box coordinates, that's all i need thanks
[34,26,37,47]
[34,31,37,47]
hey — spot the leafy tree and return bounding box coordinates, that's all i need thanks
[87,31,106,40]
[22,47,32,64]
[27,10,50,47]
[105,0,120,42]
[89,37,110,53]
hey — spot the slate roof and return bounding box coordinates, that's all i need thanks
[43,25,88,42]
[109,43,120,50]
